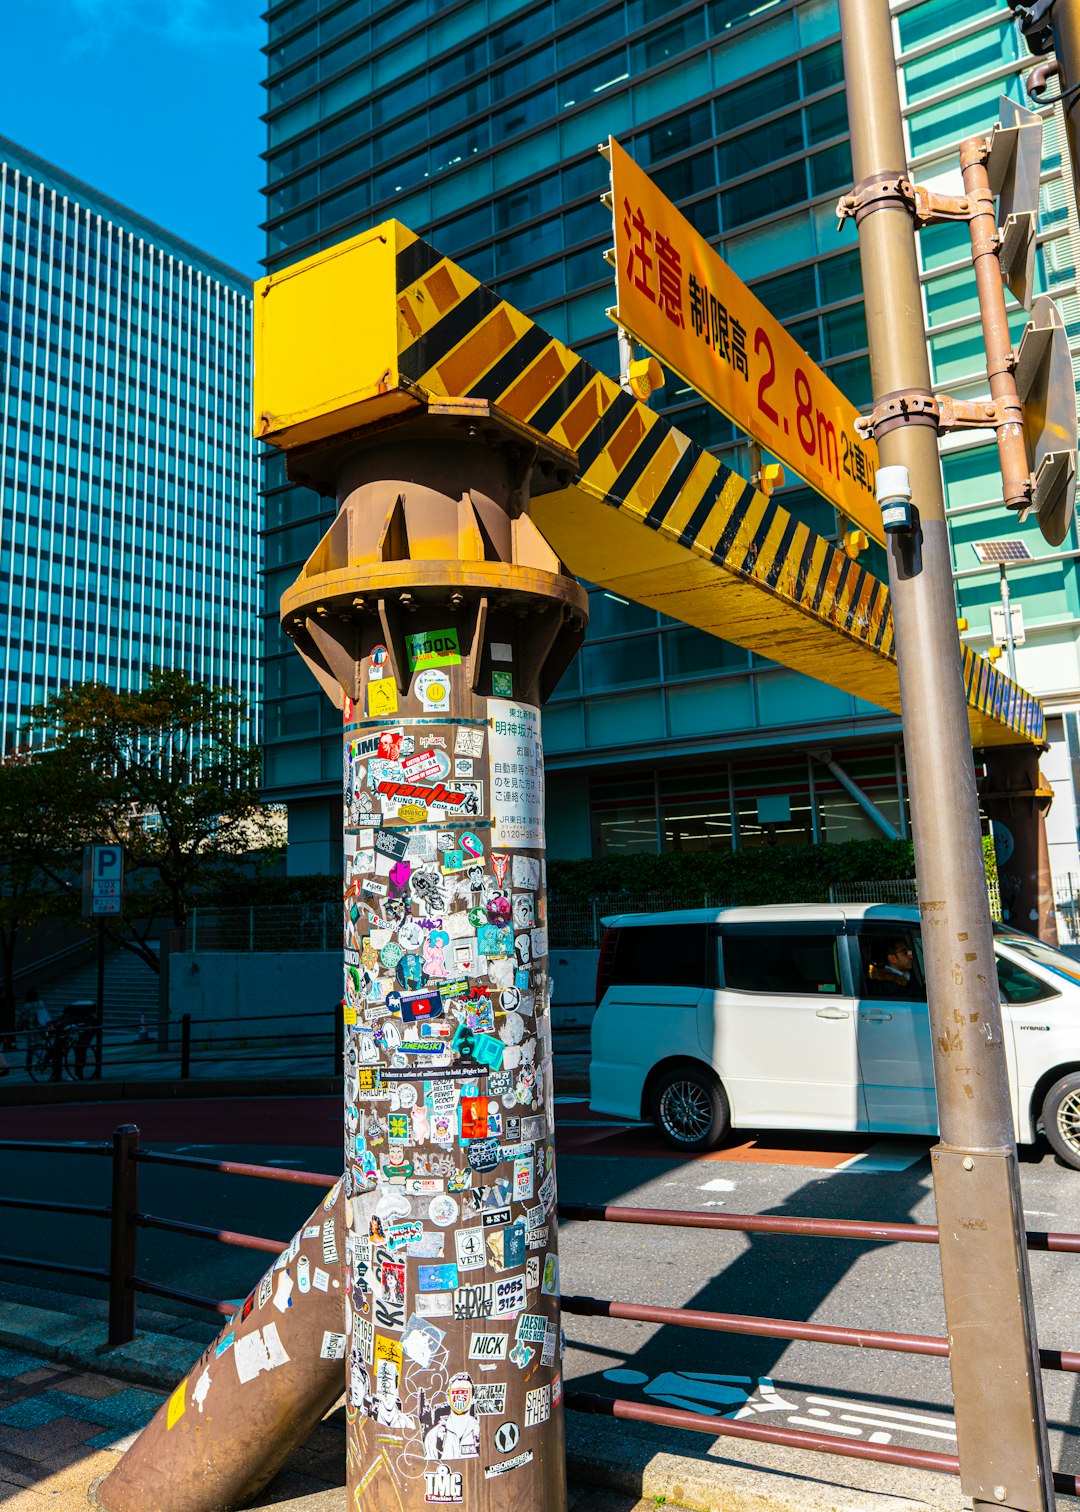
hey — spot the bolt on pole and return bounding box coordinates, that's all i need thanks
[838,4,1054,1511]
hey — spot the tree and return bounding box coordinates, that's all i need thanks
[29,672,279,962]
[0,747,87,1034]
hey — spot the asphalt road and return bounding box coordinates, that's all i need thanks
[2,1094,1079,1485]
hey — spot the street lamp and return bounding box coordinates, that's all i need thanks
[972,538,1033,682]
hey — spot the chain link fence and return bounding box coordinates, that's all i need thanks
[829,875,1003,921]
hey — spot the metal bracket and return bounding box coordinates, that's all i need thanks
[837,174,973,231]
[855,389,1026,442]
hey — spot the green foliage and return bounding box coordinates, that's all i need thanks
[23,671,279,943]
[548,838,916,905]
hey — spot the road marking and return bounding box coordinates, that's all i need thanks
[699,1178,735,1192]
[838,1413,956,1440]
[832,1140,930,1173]
[788,1416,863,1436]
[807,1396,955,1433]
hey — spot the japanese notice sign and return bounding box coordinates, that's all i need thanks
[608,136,882,545]
[487,699,543,849]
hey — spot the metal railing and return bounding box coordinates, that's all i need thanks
[9,1008,340,1084]
[185,904,337,953]
[2,1134,1080,1494]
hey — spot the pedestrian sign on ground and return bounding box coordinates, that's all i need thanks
[607,136,883,546]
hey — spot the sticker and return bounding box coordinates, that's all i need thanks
[273,1271,294,1313]
[491,670,513,697]
[485,1450,533,1478]
[526,1255,540,1289]
[474,1382,506,1415]
[313,1267,330,1292]
[513,1156,534,1200]
[491,642,513,662]
[375,1332,403,1371]
[509,1339,534,1369]
[429,1194,460,1226]
[455,1227,487,1271]
[525,1384,551,1427]
[488,701,542,848]
[321,1331,347,1360]
[469,1332,509,1361]
[166,1378,188,1430]
[467,1137,500,1171]
[374,829,410,863]
[407,627,461,670]
[415,669,452,713]
[494,1421,519,1454]
[215,1332,235,1358]
[373,1246,406,1332]
[192,1369,211,1413]
[418,1263,460,1291]
[233,1324,290,1384]
[542,1253,559,1296]
[322,1218,339,1264]
[416,1292,454,1317]
[370,644,390,671]
[453,1023,506,1071]
[455,727,485,757]
[453,1282,494,1320]
[402,1315,445,1367]
[492,1272,527,1318]
[257,1273,273,1310]
[454,760,473,778]
[516,1313,547,1344]
[425,1464,464,1503]
[296,1255,310,1294]
[482,1205,511,1228]
[448,1371,474,1415]
[368,678,399,717]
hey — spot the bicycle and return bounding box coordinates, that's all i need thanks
[25,1020,101,1082]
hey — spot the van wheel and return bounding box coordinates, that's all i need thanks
[650,1066,729,1153]
[1042,1074,1080,1169]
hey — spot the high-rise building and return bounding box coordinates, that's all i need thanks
[260,0,1080,886]
[0,136,259,750]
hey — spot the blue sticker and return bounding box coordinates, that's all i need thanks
[477,924,513,957]
[417,1263,460,1291]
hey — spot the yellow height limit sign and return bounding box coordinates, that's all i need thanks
[607,136,882,545]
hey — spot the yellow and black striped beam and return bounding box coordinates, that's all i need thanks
[254,221,1043,748]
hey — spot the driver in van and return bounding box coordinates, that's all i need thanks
[867,936,915,996]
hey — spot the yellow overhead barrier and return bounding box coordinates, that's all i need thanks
[254,221,1044,748]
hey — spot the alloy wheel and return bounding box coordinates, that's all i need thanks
[659,1079,712,1143]
[1056,1088,1080,1157]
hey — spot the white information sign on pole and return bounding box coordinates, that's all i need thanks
[487,700,544,850]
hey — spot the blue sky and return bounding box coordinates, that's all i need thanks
[1,0,264,277]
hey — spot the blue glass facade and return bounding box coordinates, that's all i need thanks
[0,136,259,751]
[259,0,1080,883]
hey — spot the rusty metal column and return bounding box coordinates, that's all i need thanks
[839,4,1054,1511]
[95,1181,349,1512]
[280,414,586,1510]
[981,747,1059,942]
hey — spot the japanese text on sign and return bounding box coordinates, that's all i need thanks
[488,699,544,850]
[608,136,882,545]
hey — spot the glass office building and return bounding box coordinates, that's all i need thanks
[0,136,259,752]
[260,0,1080,881]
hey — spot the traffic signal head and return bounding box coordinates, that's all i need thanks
[987,96,1043,310]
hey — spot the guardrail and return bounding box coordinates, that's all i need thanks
[1,1134,1078,1495]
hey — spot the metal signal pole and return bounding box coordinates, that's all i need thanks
[838,4,1054,1510]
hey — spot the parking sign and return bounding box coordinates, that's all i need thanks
[84,844,123,917]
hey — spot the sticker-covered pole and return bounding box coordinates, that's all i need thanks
[280,413,587,1511]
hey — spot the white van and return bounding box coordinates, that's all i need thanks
[589,903,1080,1167]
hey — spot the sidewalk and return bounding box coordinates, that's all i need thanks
[0,1284,972,1512]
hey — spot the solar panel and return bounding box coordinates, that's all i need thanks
[972,540,1033,564]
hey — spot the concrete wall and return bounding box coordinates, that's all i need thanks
[168,951,341,1039]
[169,947,601,1035]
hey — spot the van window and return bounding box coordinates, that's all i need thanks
[609,924,710,989]
[996,954,1059,1005]
[721,933,842,995]
[855,924,926,1001]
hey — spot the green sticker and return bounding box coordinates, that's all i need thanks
[492,670,513,697]
[406,627,461,671]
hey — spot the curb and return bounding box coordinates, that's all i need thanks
[0,1294,968,1512]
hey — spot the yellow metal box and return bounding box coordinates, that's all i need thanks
[252,221,416,449]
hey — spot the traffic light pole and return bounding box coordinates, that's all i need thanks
[839,4,1054,1510]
